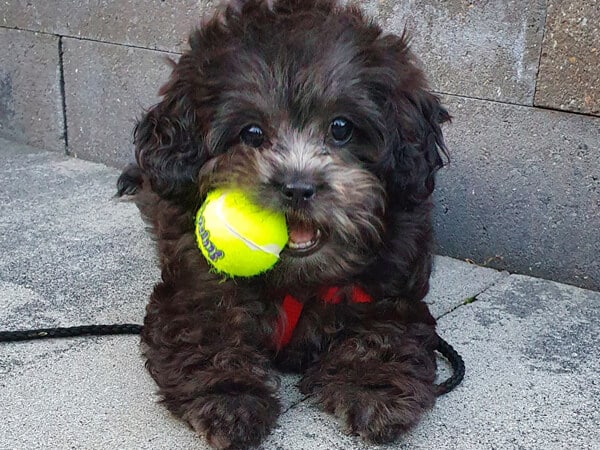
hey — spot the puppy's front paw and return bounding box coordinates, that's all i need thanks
[301,379,434,443]
[299,328,438,444]
[335,384,429,442]
[185,393,280,449]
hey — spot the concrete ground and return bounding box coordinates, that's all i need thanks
[1,137,598,449]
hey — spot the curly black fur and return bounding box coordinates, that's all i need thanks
[118,1,450,448]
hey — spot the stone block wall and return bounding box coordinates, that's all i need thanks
[1,0,598,289]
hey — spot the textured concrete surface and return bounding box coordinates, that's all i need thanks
[434,94,600,291]
[1,139,599,450]
[360,0,546,105]
[425,256,508,319]
[4,0,547,106]
[62,38,176,167]
[535,0,600,116]
[0,28,65,152]
[1,0,215,53]
[0,140,157,329]
[403,274,600,449]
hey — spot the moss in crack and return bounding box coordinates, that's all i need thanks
[462,296,477,305]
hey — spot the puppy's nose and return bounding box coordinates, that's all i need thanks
[281,182,315,209]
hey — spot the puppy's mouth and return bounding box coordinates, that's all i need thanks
[285,213,323,256]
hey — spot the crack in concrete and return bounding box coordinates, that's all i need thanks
[0,25,180,55]
[280,394,314,416]
[532,0,550,104]
[435,272,511,320]
[58,37,69,154]
[435,90,600,119]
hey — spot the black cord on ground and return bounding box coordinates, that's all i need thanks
[0,324,143,342]
[435,335,465,395]
[0,324,464,393]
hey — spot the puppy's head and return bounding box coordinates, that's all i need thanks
[131,0,449,287]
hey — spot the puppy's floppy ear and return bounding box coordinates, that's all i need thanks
[375,35,450,205]
[133,59,206,204]
[408,89,450,193]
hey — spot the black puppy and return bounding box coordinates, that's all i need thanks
[118,1,450,448]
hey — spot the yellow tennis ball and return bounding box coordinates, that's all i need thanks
[195,188,288,277]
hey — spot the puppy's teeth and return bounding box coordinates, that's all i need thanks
[288,239,315,250]
[287,227,320,251]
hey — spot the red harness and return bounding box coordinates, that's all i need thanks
[274,286,373,349]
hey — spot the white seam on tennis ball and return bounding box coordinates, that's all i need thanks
[214,193,284,258]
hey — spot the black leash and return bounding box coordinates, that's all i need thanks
[0,323,464,394]
[435,335,465,395]
[0,324,143,342]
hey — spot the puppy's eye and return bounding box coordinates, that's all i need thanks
[240,125,265,148]
[329,117,353,145]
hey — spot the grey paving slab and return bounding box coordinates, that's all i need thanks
[0,139,198,448]
[359,0,546,105]
[62,38,177,168]
[1,0,215,53]
[404,274,600,449]
[425,256,508,319]
[0,138,157,328]
[0,336,199,449]
[434,94,600,291]
[0,28,65,152]
[535,0,600,116]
